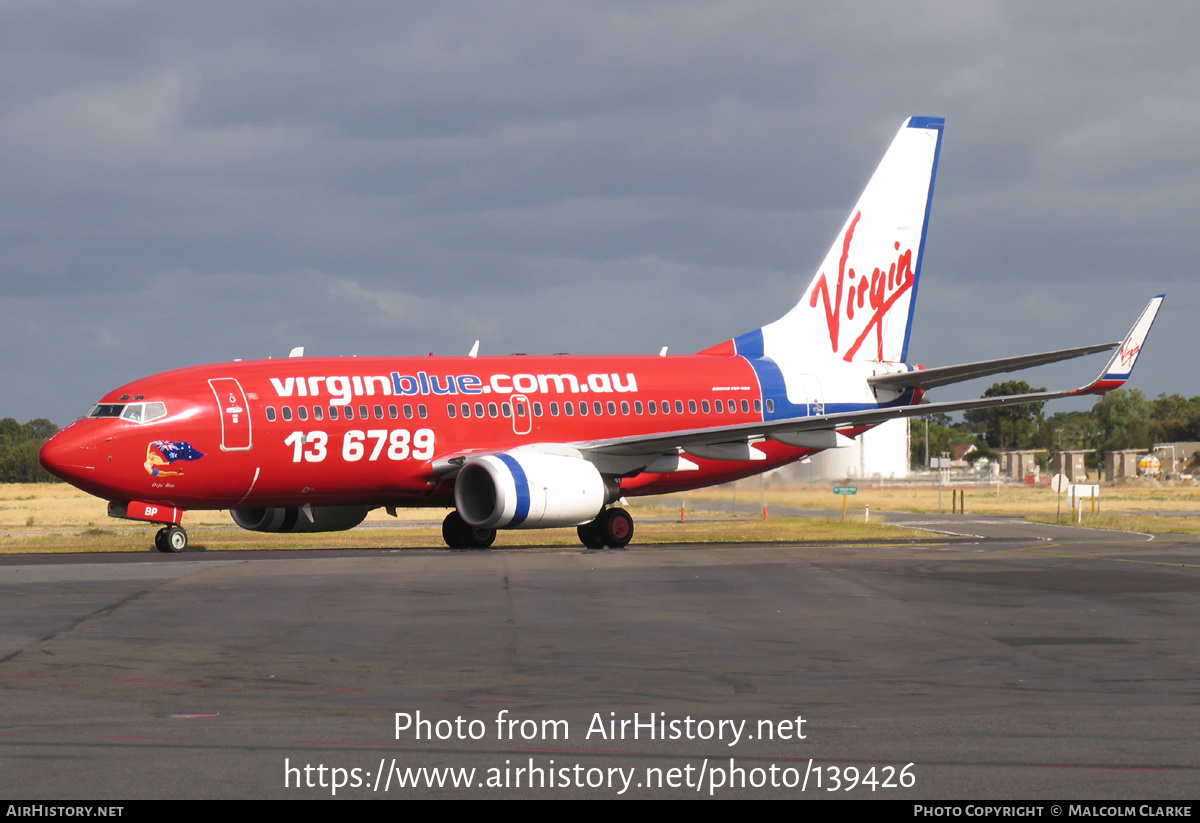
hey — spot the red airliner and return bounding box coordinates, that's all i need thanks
[39,117,1162,552]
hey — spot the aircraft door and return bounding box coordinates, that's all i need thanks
[511,394,532,436]
[798,374,824,416]
[209,378,253,451]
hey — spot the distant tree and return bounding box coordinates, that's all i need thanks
[910,412,989,468]
[1092,389,1151,452]
[964,381,1046,450]
[0,418,60,483]
[1148,393,1200,443]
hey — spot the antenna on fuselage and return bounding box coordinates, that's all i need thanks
[468,340,480,358]
[289,347,305,358]
[659,346,668,357]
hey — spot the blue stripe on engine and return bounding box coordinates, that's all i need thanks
[496,453,531,527]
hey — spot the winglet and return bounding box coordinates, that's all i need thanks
[1079,295,1163,395]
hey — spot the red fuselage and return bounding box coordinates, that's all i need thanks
[40,354,822,512]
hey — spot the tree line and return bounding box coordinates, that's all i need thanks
[911,382,1200,467]
[0,419,60,482]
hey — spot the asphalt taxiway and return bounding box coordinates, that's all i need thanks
[0,514,1197,799]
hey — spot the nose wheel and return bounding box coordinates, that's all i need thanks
[578,507,634,549]
[154,525,188,553]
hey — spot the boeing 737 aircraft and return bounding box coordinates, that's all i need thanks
[39,117,1162,552]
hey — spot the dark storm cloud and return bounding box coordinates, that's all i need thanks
[1,1,1198,423]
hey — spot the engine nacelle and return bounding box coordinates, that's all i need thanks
[455,452,610,529]
[230,505,371,533]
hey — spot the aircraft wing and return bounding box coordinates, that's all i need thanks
[868,342,1117,392]
[578,296,1163,464]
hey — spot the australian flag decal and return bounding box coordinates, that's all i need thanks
[152,441,205,463]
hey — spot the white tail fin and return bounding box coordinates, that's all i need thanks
[705,117,944,365]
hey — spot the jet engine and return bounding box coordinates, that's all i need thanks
[454,452,613,529]
[230,505,371,533]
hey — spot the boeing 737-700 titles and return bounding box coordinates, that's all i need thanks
[39,117,1162,552]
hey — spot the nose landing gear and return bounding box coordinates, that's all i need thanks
[154,525,188,553]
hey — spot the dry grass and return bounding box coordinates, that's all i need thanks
[0,484,913,554]
[1026,512,1200,534]
[681,480,1200,516]
[8,478,1198,553]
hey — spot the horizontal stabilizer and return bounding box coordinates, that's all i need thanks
[868,342,1117,392]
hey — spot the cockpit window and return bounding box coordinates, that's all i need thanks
[89,404,125,418]
[85,402,169,423]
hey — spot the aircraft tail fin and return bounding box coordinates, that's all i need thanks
[701,116,944,364]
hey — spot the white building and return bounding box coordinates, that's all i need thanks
[784,418,910,481]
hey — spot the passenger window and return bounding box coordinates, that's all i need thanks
[266,407,277,422]
[550,402,559,416]
[649,400,657,415]
[448,404,457,418]
[660,401,669,416]
[766,399,775,413]
[675,401,684,414]
[343,406,354,420]
[593,401,602,415]
[501,403,511,417]
[328,406,339,420]
[313,406,324,421]
[607,401,616,415]
[282,407,293,421]
[418,405,427,419]
[715,399,724,413]
[624,402,632,415]
[754,400,762,413]
[688,400,697,414]
[579,402,588,417]
[404,404,414,419]
[741,399,750,413]
[565,402,574,416]
[533,402,542,416]
[389,405,398,419]
[701,400,710,414]
[358,405,368,420]
[298,406,308,421]
[474,403,485,417]
[488,403,498,417]
[461,403,471,418]
[374,405,384,420]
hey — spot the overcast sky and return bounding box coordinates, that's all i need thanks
[3,1,1198,425]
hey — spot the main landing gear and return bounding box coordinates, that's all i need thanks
[154,525,188,553]
[577,507,634,550]
[442,512,497,549]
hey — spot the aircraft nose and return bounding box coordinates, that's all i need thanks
[38,425,98,483]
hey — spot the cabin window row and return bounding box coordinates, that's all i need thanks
[265,404,429,423]
[445,397,760,419]
[266,397,760,423]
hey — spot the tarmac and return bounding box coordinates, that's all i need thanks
[0,512,1197,799]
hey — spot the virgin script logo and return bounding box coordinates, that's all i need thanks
[808,211,915,361]
[1117,342,1141,370]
